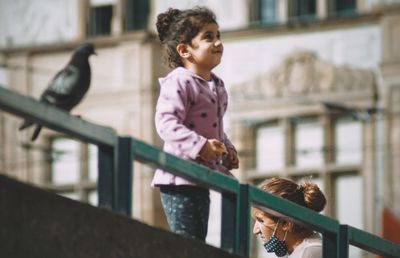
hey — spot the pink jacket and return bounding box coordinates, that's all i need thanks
[151,67,236,186]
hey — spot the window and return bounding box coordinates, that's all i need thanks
[335,174,364,257]
[250,0,277,25]
[51,138,80,185]
[334,118,362,165]
[50,137,98,205]
[251,114,365,258]
[125,0,149,31]
[289,0,316,20]
[332,0,356,16]
[256,123,284,172]
[88,4,113,36]
[294,118,323,168]
[249,0,358,28]
[335,174,363,227]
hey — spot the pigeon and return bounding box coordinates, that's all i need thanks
[19,42,96,141]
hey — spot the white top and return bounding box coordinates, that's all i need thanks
[289,233,322,258]
[207,79,216,92]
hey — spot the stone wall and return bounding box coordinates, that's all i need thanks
[0,174,242,258]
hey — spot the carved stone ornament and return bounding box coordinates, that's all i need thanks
[231,50,376,102]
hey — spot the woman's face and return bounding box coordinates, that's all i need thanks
[252,209,278,242]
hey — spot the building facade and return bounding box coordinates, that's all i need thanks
[1,0,400,257]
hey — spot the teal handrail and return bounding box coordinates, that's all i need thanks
[0,86,118,209]
[131,138,240,193]
[347,225,400,257]
[126,137,400,258]
[1,86,399,258]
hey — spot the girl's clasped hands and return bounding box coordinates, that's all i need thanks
[198,139,239,170]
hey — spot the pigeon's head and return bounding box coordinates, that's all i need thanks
[75,43,97,57]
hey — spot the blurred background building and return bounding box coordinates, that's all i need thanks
[0,0,399,257]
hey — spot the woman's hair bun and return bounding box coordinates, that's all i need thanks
[156,8,181,42]
[300,181,326,212]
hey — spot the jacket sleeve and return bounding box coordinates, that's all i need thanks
[222,132,236,153]
[155,76,207,159]
[217,79,236,153]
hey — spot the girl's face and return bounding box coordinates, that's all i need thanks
[252,209,278,242]
[187,22,223,72]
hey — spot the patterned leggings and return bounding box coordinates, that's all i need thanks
[160,185,210,241]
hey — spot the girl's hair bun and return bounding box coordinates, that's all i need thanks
[156,8,181,42]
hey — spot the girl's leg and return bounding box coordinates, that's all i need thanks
[160,185,210,241]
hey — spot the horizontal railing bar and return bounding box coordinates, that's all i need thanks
[0,86,117,146]
[347,225,400,257]
[249,187,339,234]
[131,138,240,193]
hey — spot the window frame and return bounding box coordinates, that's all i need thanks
[250,0,279,26]
[124,0,149,31]
[249,112,367,258]
[248,112,365,220]
[88,4,114,36]
[329,0,357,17]
[248,0,361,28]
[288,0,317,21]
[45,137,98,205]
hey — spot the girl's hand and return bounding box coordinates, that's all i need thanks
[198,139,227,161]
[223,148,239,170]
[210,139,228,155]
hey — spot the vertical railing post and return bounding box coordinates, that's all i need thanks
[338,224,349,258]
[115,137,133,215]
[323,230,339,258]
[98,144,115,210]
[220,190,236,253]
[236,184,250,257]
[220,184,250,257]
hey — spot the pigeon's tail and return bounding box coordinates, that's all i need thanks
[19,120,34,131]
[31,125,42,141]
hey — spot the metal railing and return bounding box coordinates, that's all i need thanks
[1,86,399,258]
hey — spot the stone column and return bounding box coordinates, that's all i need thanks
[277,0,289,23]
[112,0,124,36]
[317,0,328,19]
[76,0,89,41]
[380,10,400,215]
[5,53,33,182]
[229,119,254,183]
[363,118,377,233]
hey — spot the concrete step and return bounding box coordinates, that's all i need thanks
[0,175,243,258]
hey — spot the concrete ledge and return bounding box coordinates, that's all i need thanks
[0,175,242,258]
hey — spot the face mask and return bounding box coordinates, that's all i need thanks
[263,220,288,257]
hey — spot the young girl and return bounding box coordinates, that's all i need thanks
[152,7,239,241]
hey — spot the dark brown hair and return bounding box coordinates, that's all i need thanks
[258,177,327,233]
[155,7,217,68]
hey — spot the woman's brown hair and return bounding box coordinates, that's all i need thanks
[258,177,326,234]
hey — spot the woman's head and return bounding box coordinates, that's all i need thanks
[156,7,218,68]
[252,177,326,245]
